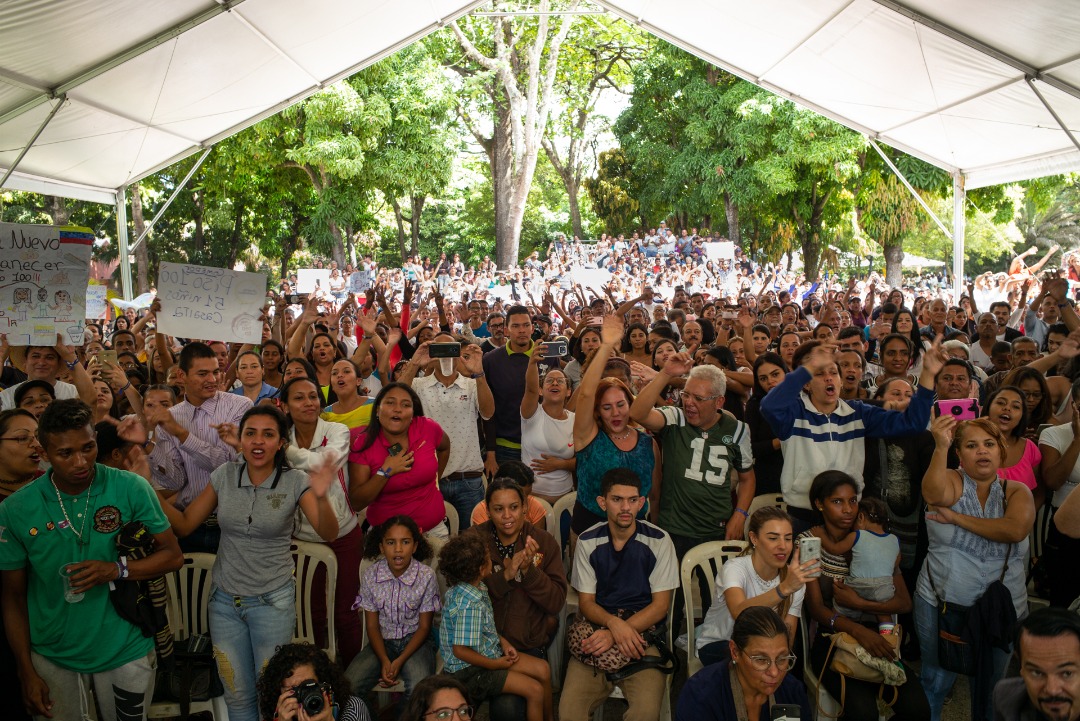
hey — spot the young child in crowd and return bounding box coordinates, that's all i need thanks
[836,497,901,634]
[437,533,554,721]
[345,516,440,705]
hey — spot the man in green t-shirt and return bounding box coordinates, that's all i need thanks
[0,399,183,720]
[631,353,756,555]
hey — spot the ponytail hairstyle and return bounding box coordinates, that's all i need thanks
[743,505,796,617]
[730,606,789,657]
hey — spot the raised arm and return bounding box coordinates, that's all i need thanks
[921,415,964,508]
[521,344,545,420]
[287,297,320,359]
[630,352,693,432]
[572,315,622,449]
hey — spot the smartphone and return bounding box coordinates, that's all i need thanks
[286,293,308,305]
[722,311,738,320]
[387,443,403,456]
[770,704,802,721]
[800,536,822,578]
[935,399,979,421]
[99,350,118,367]
[543,340,568,358]
[428,342,462,359]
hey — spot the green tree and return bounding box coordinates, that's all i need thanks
[584,148,639,234]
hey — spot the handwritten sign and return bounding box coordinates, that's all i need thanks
[156,263,266,344]
[347,270,373,294]
[704,241,735,260]
[296,269,330,294]
[0,223,92,346]
[86,284,107,319]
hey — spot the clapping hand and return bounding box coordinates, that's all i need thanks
[213,422,241,451]
[307,453,340,499]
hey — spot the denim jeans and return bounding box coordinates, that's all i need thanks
[209,580,296,721]
[913,594,1010,721]
[440,474,486,531]
[494,445,521,467]
[344,634,435,701]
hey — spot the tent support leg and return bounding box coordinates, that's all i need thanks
[129,146,212,253]
[117,186,133,301]
[953,173,965,303]
[0,96,65,188]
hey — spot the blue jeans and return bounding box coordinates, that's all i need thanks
[344,634,435,702]
[913,594,1010,721]
[209,580,296,721]
[440,474,486,531]
[494,445,521,467]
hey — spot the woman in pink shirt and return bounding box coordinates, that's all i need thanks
[348,383,451,538]
[984,386,1043,502]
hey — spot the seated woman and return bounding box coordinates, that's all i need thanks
[676,607,812,721]
[470,461,548,530]
[695,507,816,666]
[400,676,473,721]
[258,642,372,721]
[802,470,930,721]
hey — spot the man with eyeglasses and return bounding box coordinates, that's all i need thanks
[145,342,250,552]
[478,313,506,353]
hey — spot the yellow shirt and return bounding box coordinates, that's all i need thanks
[321,400,374,431]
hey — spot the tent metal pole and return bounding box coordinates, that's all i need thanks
[868,138,952,240]
[1026,78,1080,154]
[129,147,213,253]
[953,173,965,303]
[116,186,133,301]
[0,96,65,189]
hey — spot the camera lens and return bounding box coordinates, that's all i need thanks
[293,680,324,715]
[949,405,962,416]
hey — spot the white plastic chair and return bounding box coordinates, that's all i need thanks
[148,553,229,721]
[444,500,459,537]
[291,541,339,661]
[553,491,577,569]
[680,540,749,677]
[536,496,555,533]
[744,493,787,539]
[801,607,842,720]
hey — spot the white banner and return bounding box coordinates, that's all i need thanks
[157,262,266,344]
[571,267,612,290]
[85,284,107,319]
[704,241,735,260]
[296,269,330,294]
[0,223,92,346]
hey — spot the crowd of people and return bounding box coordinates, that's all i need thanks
[4,230,1080,721]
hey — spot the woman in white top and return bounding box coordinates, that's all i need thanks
[695,506,818,667]
[1038,378,1080,607]
[279,375,364,665]
[521,343,575,505]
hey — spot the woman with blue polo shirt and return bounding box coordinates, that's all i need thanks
[231,350,279,405]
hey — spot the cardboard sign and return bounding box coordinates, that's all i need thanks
[296,269,330,294]
[347,270,373,293]
[0,223,93,346]
[86,283,107,319]
[704,241,735,260]
[156,262,266,344]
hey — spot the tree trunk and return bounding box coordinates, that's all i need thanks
[391,197,409,263]
[129,183,150,294]
[281,211,303,279]
[327,219,346,267]
[883,243,904,287]
[192,189,205,256]
[801,232,821,280]
[226,202,245,269]
[724,192,740,244]
[410,195,425,256]
[492,96,516,268]
[44,195,72,226]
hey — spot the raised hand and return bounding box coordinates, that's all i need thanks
[212,422,241,451]
[459,344,484,377]
[600,314,623,346]
[920,335,946,377]
[803,342,838,374]
[307,454,339,499]
[662,352,694,377]
[930,414,957,449]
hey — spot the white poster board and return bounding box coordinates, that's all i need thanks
[156,262,267,344]
[0,223,92,346]
[570,267,612,290]
[296,269,331,294]
[704,241,735,260]
[85,284,107,319]
[347,270,373,293]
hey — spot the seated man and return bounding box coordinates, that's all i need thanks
[0,399,183,720]
[559,468,677,721]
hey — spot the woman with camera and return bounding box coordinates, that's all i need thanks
[676,607,812,721]
[259,643,371,721]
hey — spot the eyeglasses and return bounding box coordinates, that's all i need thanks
[0,435,36,445]
[425,706,474,720]
[543,377,567,386]
[1024,391,1045,401]
[678,391,721,404]
[741,652,797,672]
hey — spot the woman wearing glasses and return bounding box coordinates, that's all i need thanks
[520,345,575,505]
[676,607,811,721]
[402,675,474,721]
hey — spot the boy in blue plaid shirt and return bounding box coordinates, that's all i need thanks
[438,532,554,721]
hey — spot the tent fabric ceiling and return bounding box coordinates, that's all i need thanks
[1,0,1079,205]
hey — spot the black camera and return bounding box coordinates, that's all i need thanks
[293,680,326,715]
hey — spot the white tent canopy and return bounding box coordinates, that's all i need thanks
[1,0,1078,295]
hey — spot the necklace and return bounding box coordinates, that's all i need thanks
[52,475,95,545]
[609,428,633,442]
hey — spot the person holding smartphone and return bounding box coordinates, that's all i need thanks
[676,607,812,721]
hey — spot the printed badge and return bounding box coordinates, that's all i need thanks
[93,506,122,533]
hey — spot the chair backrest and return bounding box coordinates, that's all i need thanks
[164,553,216,642]
[680,540,749,677]
[444,501,459,537]
[536,497,555,533]
[744,493,787,540]
[553,491,577,567]
[291,541,339,661]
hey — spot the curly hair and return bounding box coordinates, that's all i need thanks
[363,515,432,562]
[438,532,488,588]
[256,643,350,720]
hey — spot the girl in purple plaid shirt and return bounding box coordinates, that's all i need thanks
[344,516,440,705]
